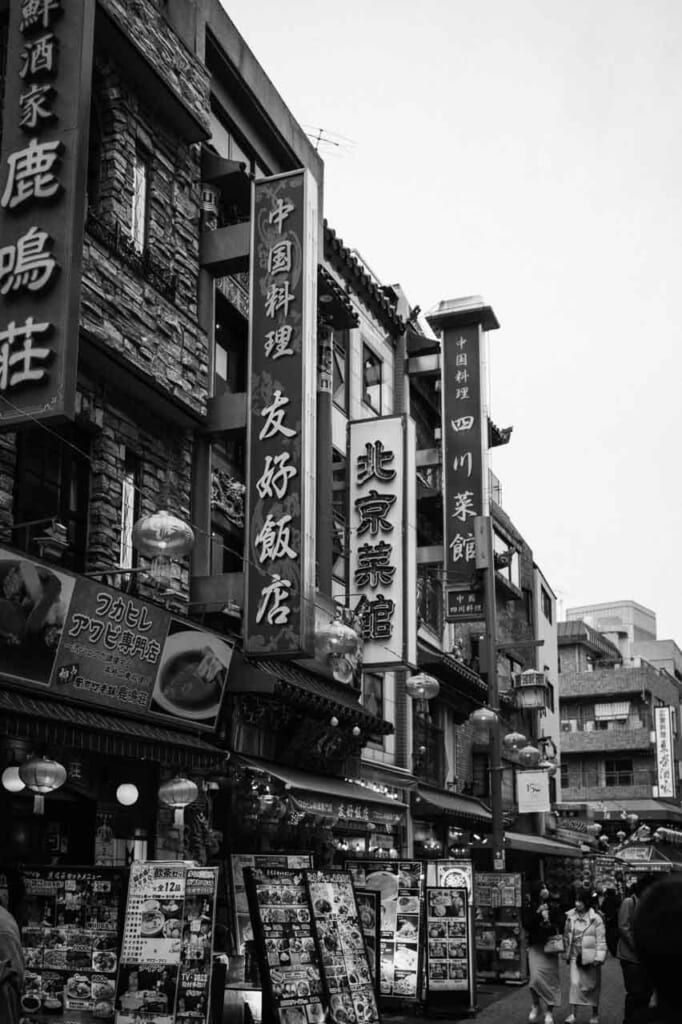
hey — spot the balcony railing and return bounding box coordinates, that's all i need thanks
[86,207,177,303]
[562,767,657,793]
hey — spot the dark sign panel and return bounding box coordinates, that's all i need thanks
[441,325,486,587]
[0,0,95,426]
[244,170,318,658]
[424,886,470,995]
[0,545,233,730]
[445,586,484,622]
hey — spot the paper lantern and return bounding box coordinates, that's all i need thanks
[132,510,194,586]
[405,673,440,701]
[314,619,361,659]
[19,756,67,814]
[116,784,139,807]
[502,730,526,752]
[1,766,25,793]
[517,744,541,768]
[470,706,498,727]
[158,776,199,827]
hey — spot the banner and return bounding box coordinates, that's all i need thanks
[654,706,675,799]
[516,770,551,814]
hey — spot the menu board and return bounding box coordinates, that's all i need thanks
[114,862,218,1024]
[230,853,312,954]
[306,871,379,1024]
[473,872,525,982]
[18,866,125,1023]
[244,867,327,1024]
[346,860,422,999]
[424,887,469,992]
[354,889,380,988]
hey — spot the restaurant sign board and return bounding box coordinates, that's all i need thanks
[0,0,95,426]
[0,545,233,731]
[654,705,675,799]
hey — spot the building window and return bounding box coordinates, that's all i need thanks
[119,451,141,570]
[363,672,384,719]
[362,344,382,413]
[213,292,247,397]
[541,587,553,623]
[604,758,633,787]
[333,331,349,413]
[12,426,91,572]
[560,762,569,789]
[131,148,150,253]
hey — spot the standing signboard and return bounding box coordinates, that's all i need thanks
[354,888,380,990]
[0,0,95,426]
[229,853,312,955]
[18,866,126,1023]
[348,415,417,670]
[424,886,470,1010]
[114,862,218,1024]
[346,860,422,1000]
[473,871,526,983]
[244,170,318,659]
[424,859,476,1011]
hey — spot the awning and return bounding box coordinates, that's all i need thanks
[415,785,492,823]
[417,641,487,707]
[595,799,682,823]
[227,650,392,736]
[234,755,407,827]
[0,687,227,771]
[505,831,583,858]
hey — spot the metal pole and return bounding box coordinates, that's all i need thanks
[478,514,505,870]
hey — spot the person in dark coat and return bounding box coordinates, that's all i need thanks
[0,897,24,1024]
[633,872,682,1024]
[523,882,565,1024]
[617,874,655,1024]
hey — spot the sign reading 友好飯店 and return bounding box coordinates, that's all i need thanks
[440,324,487,615]
[655,705,675,799]
[0,0,95,426]
[348,415,417,670]
[0,545,233,730]
[244,170,318,659]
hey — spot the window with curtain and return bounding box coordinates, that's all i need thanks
[362,344,382,413]
[131,148,150,253]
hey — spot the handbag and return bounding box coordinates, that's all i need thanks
[543,933,564,955]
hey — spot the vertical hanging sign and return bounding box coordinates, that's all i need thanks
[654,705,674,799]
[0,0,95,427]
[244,170,318,658]
[349,415,417,670]
[440,325,487,597]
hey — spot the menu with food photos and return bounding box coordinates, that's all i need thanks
[345,860,422,1000]
[229,853,312,954]
[19,866,126,1023]
[244,866,327,1024]
[353,889,380,989]
[114,862,218,1024]
[305,871,379,1024]
[424,887,470,995]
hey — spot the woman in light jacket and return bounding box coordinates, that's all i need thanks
[563,888,606,1024]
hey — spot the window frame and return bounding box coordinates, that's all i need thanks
[332,330,349,413]
[130,146,150,254]
[362,343,382,414]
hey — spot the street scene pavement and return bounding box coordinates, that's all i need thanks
[385,956,625,1024]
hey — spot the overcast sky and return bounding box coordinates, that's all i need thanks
[222,0,682,643]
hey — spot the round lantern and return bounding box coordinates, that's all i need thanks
[586,822,602,837]
[116,783,140,807]
[352,726,361,737]
[470,706,498,728]
[626,812,640,829]
[132,510,195,586]
[502,730,526,752]
[1,765,26,793]
[406,673,440,701]
[517,744,541,769]
[314,619,361,659]
[19,756,67,814]
[158,776,199,827]
[616,830,627,843]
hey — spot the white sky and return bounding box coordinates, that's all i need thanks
[222,0,682,642]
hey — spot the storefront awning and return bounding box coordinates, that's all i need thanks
[415,785,492,823]
[416,641,488,706]
[234,754,407,826]
[505,831,583,858]
[0,687,227,771]
[595,799,682,823]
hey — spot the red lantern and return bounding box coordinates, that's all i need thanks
[19,756,67,814]
[158,776,199,827]
[132,510,194,586]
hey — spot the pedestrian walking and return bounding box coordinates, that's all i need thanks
[632,872,682,1024]
[563,888,607,1024]
[523,883,565,1024]
[0,895,24,1024]
[617,875,654,1024]
[599,886,621,959]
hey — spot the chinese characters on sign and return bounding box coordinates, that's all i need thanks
[440,325,487,618]
[654,706,674,799]
[244,171,318,657]
[0,0,95,425]
[348,416,417,669]
[445,587,484,622]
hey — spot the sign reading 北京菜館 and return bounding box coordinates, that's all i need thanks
[0,0,96,426]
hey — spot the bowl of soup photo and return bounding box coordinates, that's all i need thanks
[151,631,233,720]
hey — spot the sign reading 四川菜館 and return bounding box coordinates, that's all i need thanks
[244,170,318,659]
[0,0,95,427]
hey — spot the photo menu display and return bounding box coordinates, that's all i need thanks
[346,861,422,999]
[229,853,312,954]
[424,887,469,993]
[353,889,380,988]
[115,862,218,1024]
[19,866,125,1024]
[244,867,327,1024]
[306,871,378,1024]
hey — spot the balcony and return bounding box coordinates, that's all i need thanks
[562,767,657,804]
[560,727,652,753]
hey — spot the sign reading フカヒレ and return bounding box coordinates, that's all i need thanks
[0,0,95,426]
[244,170,318,658]
[348,415,417,670]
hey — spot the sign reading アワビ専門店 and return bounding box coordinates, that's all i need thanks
[0,0,95,426]
[244,170,318,658]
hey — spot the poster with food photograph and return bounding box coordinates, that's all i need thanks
[354,889,380,989]
[115,862,218,1024]
[424,888,469,994]
[229,853,312,954]
[345,861,422,999]
[244,867,327,1024]
[19,866,125,1023]
[473,872,525,983]
[305,871,379,1024]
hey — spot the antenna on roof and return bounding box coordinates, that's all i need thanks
[303,125,357,155]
